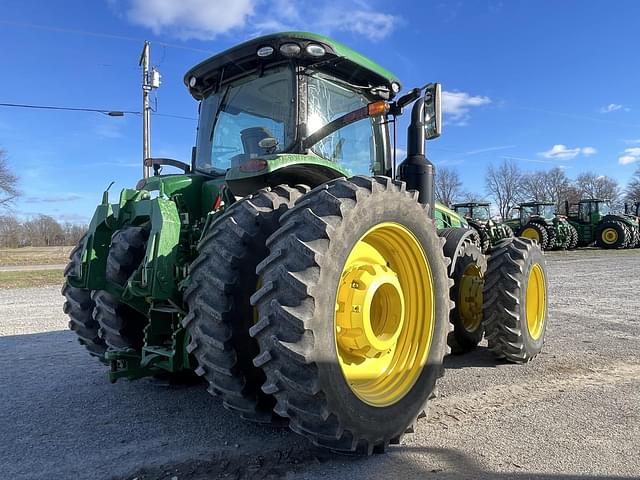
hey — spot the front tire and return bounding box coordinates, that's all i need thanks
[483,238,548,363]
[93,226,150,351]
[251,177,451,454]
[63,236,107,362]
[518,222,549,250]
[595,220,626,249]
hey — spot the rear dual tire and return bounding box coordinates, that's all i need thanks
[183,185,308,424]
[250,177,451,454]
[483,238,548,363]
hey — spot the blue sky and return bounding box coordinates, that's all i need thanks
[1,0,639,223]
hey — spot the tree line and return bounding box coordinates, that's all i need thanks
[0,214,87,248]
[435,160,640,219]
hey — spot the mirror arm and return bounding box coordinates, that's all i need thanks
[407,98,426,157]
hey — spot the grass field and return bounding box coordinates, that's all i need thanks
[0,269,64,289]
[0,246,73,266]
[0,246,71,288]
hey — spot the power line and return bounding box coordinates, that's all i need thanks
[0,20,214,54]
[0,102,196,120]
[0,102,138,116]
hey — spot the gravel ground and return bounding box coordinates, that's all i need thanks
[1,249,638,480]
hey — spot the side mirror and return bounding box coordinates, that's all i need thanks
[424,83,442,140]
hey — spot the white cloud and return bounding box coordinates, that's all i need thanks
[441,91,491,126]
[619,147,640,165]
[600,103,624,113]
[599,103,631,114]
[125,0,255,40]
[538,144,596,160]
[122,0,399,41]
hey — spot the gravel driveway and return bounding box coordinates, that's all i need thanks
[1,249,638,480]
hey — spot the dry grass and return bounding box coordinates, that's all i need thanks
[0,269,64,289]
[0,246,72,266]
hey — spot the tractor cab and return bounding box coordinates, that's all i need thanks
[571,199,610,224]
[185,32,406,196]
[518,202,556,224]
[452,202,491,224]
[624,201,640,218]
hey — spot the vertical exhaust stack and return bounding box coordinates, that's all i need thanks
[398,96,436,216]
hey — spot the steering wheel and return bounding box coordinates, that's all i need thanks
[144,157,191,175]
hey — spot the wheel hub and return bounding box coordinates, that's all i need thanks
[336,264,405,359]
[458,264,483,332]
[526,263,546,340]
[602,228,618,244]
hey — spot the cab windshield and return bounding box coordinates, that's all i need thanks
[598,202,610,215]
[540,205,555,219]
[306,70,388,176]
[195,66,295,174]
[474,206,490,221]
[455,206,472,218]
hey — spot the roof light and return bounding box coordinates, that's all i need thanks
[391,82,401,93]
[188,76,197,87]
[257,46,274,57]
[279,43,301,57]
[306,44,326,57]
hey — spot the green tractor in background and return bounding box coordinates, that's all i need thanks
[566,199,639,249]
[452,202,513,253]
[63,32,549,454]
[504,201,576,251]
[625,201,640,218]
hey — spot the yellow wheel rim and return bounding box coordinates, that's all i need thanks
[521,227,540,242]
[526,263,546,340]
[458,263,483,333]
[334,222,434,407]
[601,228,618,245]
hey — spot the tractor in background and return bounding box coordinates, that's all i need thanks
[625,201,640,218]
[505,201,575,251]
[62,32,549,454]
[566,199,639,249]
[452,202,513,253]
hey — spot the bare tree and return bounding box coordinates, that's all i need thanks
[485,159,523,220]
[460,191,489,203]
[0,149,19,208]
[0,215,22,248]
[435,166,462,207]
[22,215,65,246]
[575,172,620,203]
[521,171,548,202]
[624,167,640,205]
[544,167,572,211]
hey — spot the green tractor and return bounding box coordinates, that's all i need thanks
[452,202,513,253]
[566,198,639,249]
[63,32,549,454]
[625,201,640,218]
[505,201,575,251]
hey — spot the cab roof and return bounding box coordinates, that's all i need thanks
[520,201,554,207]
[184,32,401,100]
[452,202,490,207]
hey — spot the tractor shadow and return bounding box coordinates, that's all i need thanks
[444,345,502,369]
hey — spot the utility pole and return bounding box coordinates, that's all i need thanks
[139,41,161,178]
